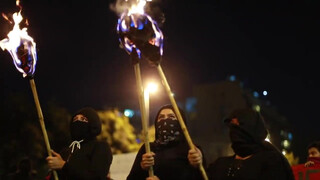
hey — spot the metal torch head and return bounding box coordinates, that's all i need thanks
[15,38,37,78]
[117,12,163,66]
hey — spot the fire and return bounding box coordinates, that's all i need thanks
[117,0,163,66]
[0,1,37,78]
[127,0,148,15]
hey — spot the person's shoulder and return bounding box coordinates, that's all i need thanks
[93,140,113,157]
[95,139,111,148]
[256,150,289,165]
[257,149,283,158]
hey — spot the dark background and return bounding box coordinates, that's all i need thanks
[0,0,319,163]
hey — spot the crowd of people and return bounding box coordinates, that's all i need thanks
[42,105,300,180]
[6,105,319,180]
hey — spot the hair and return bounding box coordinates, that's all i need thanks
[307,141,320,152]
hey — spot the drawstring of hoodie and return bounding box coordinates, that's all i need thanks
[69,140,84,153]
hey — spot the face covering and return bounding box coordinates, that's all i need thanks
[229,125,262,157]
[155,118,182,145]
[307,157,320,164]
[70,121,89,141]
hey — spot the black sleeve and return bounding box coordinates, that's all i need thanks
[62,141,113,180]
[126,144,148,180]
[196,145,207,169]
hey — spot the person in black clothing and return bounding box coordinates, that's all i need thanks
[206,108,294,180]
[126,104,205,180]
[46,107,113,180]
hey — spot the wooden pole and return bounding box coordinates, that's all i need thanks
[29,78,59,180]
[156,65,208,180]
[133,64,154,177]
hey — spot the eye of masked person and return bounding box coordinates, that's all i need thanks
[73,114,88,123]
[157,109,177,121]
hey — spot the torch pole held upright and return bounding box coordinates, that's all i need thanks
[133,64,154,177]
[29,78,59,180]
[156,65,208,180]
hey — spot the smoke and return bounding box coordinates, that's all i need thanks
[109,0,131,16]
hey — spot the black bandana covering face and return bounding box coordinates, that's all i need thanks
[70,121,89,141]
[155,118,182,145]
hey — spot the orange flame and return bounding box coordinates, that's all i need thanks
[0,1,37,78]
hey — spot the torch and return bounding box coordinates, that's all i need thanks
[0,2,59,180]
[116,1,156,176]
[117,1,208,179]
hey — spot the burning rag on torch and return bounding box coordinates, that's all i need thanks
[117,1,164,66]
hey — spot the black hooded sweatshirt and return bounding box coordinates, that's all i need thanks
[207,108,294,180]
[126,105,205,180]
[49,107,113,180]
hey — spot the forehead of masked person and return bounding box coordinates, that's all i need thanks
[224,108,268,143]
[157,108,177,122]
[73,114,89,123]
[154,104,187,125]
[71,107,101,138]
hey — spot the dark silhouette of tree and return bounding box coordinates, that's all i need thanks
[0,92,44,179]
[6,157,37,180]
[0,93,72,179]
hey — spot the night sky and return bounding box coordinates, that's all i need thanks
[0,0,319,160]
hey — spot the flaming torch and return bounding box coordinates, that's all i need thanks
[117,1,208,179]
[0,1,58,180]
[117,0,158,177]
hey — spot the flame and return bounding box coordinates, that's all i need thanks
[0,2,37,78]
[127,0,148,15]
[117,0,163,65]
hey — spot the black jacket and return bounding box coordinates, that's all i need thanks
[51,139,112,180]
[127,141,204,180]
[207,149,294,180]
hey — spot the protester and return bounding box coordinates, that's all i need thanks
[304,141,320,167]
[126,104,205,180]
[206,108,294,180]
[46,107,113,180]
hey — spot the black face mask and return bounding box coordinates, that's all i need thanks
[70,121,89,141]
[155,118,182,145]
[229,125,262,157]
[229,125,251,144]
